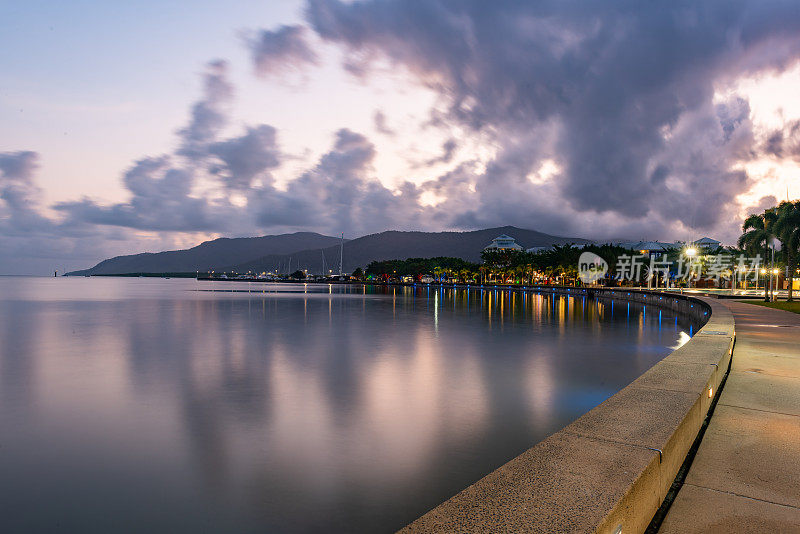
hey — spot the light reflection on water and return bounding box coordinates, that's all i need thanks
[0,277,699,533]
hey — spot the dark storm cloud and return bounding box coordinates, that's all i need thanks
[305,0,800,236]
[246,25,319,76]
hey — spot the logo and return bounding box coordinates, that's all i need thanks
[578,252,608,283]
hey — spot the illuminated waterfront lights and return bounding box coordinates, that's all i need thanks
[772,268,780,274]
[760,268,767,274]
[685,247,698,257]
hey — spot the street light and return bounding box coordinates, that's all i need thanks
[684,246,698,288]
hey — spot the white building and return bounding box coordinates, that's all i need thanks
[484,234,523,252]
[693,237,722,249]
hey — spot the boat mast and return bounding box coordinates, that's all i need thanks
[339,233,344,278]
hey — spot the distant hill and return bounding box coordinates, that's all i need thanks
[68,226,592,276]
[66,232,344,275]
[231,226,592,274]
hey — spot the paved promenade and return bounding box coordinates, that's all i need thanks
[660,301,800,532]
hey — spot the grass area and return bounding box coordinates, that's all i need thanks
[738,300,800,314]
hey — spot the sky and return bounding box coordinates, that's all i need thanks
[2,0,800,274]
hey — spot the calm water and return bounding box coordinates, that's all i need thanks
[0,277,698,533]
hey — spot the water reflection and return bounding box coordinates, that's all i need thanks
[0,278,699,533]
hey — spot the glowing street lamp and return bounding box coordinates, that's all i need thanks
[683,246,698,288]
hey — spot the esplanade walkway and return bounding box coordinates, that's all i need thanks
[660,301,800,532]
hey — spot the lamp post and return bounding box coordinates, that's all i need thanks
[729,269,735,296]
[772,267,780,301]
[685,246,698,289]
[770,244,775,301]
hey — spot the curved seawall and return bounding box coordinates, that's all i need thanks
[401,289,733,533]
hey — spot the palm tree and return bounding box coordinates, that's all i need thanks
[478,265,488,285]
[738,208,778,301]
[524,264,535,285]
[514,265,525,285]
[774,201,800,301]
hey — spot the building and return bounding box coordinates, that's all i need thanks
[693,237,722,249]
[484,234,524,252]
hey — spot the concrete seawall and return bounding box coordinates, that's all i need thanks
[400,290,733,534]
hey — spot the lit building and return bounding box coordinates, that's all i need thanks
[693,237,722,249]
[484,234,524,252]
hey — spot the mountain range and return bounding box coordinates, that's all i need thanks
[66,226,591,276]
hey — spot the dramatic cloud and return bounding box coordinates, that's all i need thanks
[246,25,319,76]
[6,1,800,273]
[305,0,800,237]
[252,128,421,235]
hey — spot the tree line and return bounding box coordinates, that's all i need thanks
[365,244,645,285]
[362,201,800,298]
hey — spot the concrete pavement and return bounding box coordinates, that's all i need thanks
[659,301,800,533]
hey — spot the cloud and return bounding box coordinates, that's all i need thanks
[54,60,243,233]
[8,1,800,273]
[0,151,152,274]
[373,110,395,136]
[305,0,800,238]
[0,151,53,235]
[177,60,234,159]
[0,151,37,183]
[209,125,281,190]
[763,119,800,160]
[56,157,229,232]
[246,25,319,76]
[424,138,457,166]
[251,128,422,235]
